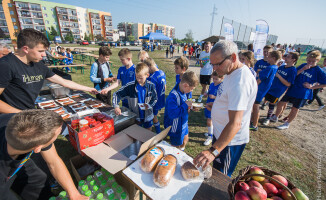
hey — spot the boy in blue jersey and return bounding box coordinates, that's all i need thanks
[261,52,299,126]
[273,50,326,130]
[164,71,199,150]
[101,48,135,108]
[203,71,223,146]
[112,63,157,130]
[250,50,281,131]
[174,56,192,99]
[90,46,116,105]
[254,45,273,74]
[144,58,166,133]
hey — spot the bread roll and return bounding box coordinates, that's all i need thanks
[181,161,200,180]
[153,154,177,187]
[140,146,164,173]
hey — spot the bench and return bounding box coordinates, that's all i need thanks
[48,64,88,74]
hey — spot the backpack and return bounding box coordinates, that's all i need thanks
[94,59,111,89]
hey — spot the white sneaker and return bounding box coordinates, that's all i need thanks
[270,115,278,122]
[277,122,290,130]
[204,132,209,137]
[262,119,270,126]
[318,105,325,110]
[204,137,213,146]
[197,96,203,103]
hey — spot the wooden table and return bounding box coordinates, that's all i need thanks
[123,165,231,200]
[48,64,88,74]
[51,55,66,65]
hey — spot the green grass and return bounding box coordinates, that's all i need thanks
[54,48,325,199]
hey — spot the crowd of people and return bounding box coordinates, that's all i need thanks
[0,28,325,199]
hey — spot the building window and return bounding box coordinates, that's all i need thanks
[44,14,47,17]
[10,11,14,15]
[14,26,18,30]
[12,18,16,22]
[45,20,49,24]
[8,3,12,7]
[43,7,46,10]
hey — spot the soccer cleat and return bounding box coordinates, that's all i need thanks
[197,96,203,103]
[277,122,290,130]
[203,137,213,146]
[270,114,278,122]
[318,105,325,110]
[262,118,270,126]
[249,124,258,131]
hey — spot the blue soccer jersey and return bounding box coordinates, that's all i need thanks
[206,82,221,103]
[136,83,146,119]
[149,70,166,110]
[286,64,326,99]
[254,59,270,72]
[256,65,278,102]
[267,65,297,98]
[117,64,136,86]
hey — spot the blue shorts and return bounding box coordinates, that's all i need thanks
[169,131,188,146]
[137,119,153,129]
[212,136,246,177]
[280,95,307,109]
[204,108,211,119]
[153,108,159,116]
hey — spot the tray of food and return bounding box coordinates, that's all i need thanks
[68,93,83,98]
[56,98,76,106]
[69,103,86,109]
[48,106,68,115]
[80,98,102,106]
[191,103,204,109]
[72,106,89,113]
[90,103,105,109]
[38,100,59,109]
[61,113,72,121]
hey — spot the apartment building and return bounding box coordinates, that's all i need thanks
[0,0,113,41]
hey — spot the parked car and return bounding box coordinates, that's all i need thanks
[63,40,70,44]
[130,41,140,46]
[125,41,130,46]
[98,41,109,46]
[90,41,95,44]
[80,41,89,45]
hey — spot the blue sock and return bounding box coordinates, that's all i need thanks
[154,122,161,134]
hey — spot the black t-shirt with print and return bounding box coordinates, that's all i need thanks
[0,53,55,110]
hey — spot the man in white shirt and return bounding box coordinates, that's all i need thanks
[198,42,212,102]
[194,40,257,177]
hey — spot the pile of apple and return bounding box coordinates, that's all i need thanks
[234,167,309,200]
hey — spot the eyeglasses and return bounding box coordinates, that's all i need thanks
[211,55,232,68]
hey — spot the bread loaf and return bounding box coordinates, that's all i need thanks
[181,161,200,180]
[153,154,177,187]
[140,146,164,173]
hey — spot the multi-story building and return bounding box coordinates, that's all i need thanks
[117,22,132,40]
[0,0,113,41]
[132,23,143,41]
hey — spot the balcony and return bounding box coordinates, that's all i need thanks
[35,26,45,32]
[69,16,78,22]
[57,10,68,15]
[1,27,9,33]
[21,25,33,29]
[33,20,44,25]
[0,23,7,27]
[21,20,33,25]
[32,12,43,19]
[59,16,69,21]
[0,14,5,20]
[106,32,113,36]
[30,7,41,11]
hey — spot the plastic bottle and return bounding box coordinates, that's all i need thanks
[108,193,115,200]
[94,170,104,185]
[81,185,89,195]
[100,180,108,190]
[96,193,107,200]
[89,179,96,188]
[84,190,93,199]
[115,186,124,199]
[111,182,118,193]
[101,168,111,180]
[86,175,94,184]
[104,187,115,198]
[92,184,101,194]
[78,180,87,192]
[107,174,115,186]
[120,192,129,200]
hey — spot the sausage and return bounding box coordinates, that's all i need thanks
[140,146,164,173]
[153,154,177,187]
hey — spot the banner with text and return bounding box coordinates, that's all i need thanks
[223,23,234,41]
[253,20,269,60]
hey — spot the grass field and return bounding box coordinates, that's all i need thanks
[54,48,325,198]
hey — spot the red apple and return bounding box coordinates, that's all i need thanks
[270,197,283,200]
[236,181,250,192]
[271,175,288,189]
[235,191,251,200]
[277,189,284,195]
[250,167,265,182]
[263,183,279,197]
[259,178,270,185]
[281,190,294,200]
[248,180,263,189]
[292,188,309,200]
[246,186,268,200]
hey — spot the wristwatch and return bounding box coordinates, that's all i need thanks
[209,147,220,157]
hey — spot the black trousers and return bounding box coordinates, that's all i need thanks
[308,88,324,106]
[96,90,112,106]
[1,159,53,200]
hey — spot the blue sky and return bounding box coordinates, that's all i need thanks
[46,0,326,47]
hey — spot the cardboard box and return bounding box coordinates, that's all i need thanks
[67,114,115,154]
[82,124,170,175]
[70,154,140,200]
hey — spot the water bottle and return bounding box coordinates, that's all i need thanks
[89,179,97,188]
[120,192,129,200]
[108,193,115,200]
[96,193,107,200]
[107,174,115,186]
[100,179,109,190]
[94,170,104,185]
[104,187,115,198]
[92,184,101,194]
[78,180,87,192]
[101,168,111,180]
[84,190,93,199]
[115,186,124,199]
[111,182,118,193]
[58,191,67,199]
[86,175,94,185]
[81,185,89,195]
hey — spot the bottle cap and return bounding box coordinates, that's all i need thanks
[112,182,118,189]
[78,180,85,186]
[87,175,93,182]
[117,186,123,193]
[85,190,92,197]
[93,185,99,191]
[59,191,67,197]
[121,192,127,199]
[89,180,96,186]
[96,193,104,200]
[108,193,115,200]
[82,184,88,191]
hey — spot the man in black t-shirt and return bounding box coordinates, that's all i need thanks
[0,110,88,200]
[0,28,98,113]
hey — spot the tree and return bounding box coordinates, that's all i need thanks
[95,34,104,41]
[64,31,74,42]
[84,33,90,41]
[184,29,194,43]
[127,35,135,42]
[50,26,58,37]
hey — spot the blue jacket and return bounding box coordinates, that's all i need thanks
[112,80,157,122]
[164,84,189,141]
